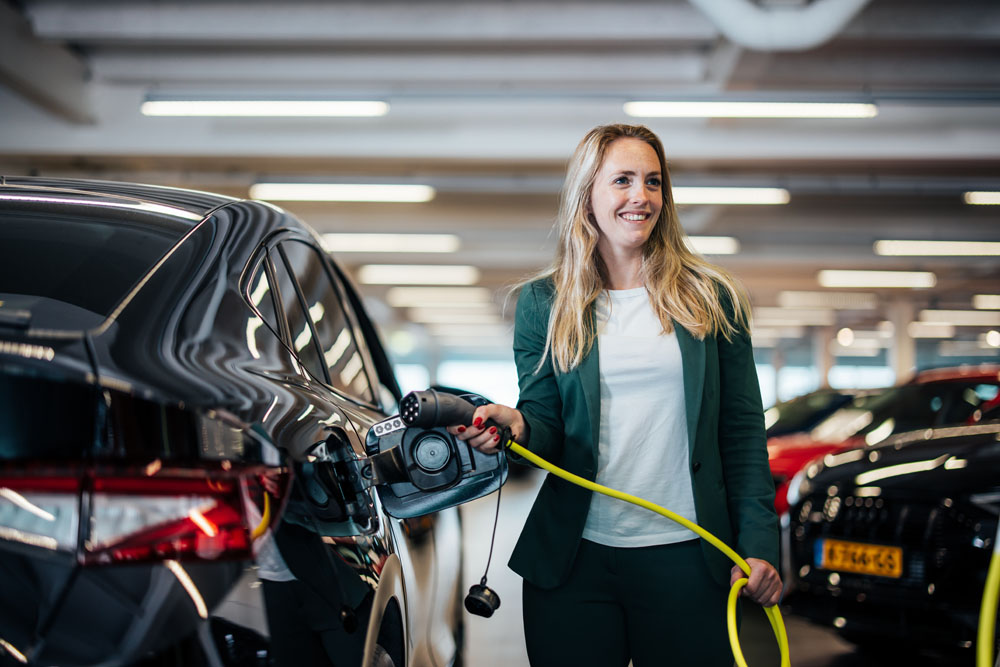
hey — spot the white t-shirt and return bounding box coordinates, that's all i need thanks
[581,287,699,548]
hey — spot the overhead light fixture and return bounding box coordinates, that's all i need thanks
[982,331,1000,348]
[973,294,1000,310]
[964,191,1000,205]
[919,309,1000,327]
[817,270,936,289]
[874,240,1000,256]
[408,307,501,324]
[778,291,877,310]
[250,183,435,203]
[357,265,479,285]
[686,236,740,254]
[907,322,956,338]
[322,233,459,253]
[623,101,877,119]
[673,187,789,205]
[753,307,835,327]
[385,286,493,307]
[141,99,388,117]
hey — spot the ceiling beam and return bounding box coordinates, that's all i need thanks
[0,2,94,124]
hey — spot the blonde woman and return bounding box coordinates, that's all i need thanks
[451,124,780,665]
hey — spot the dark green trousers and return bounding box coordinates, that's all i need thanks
[522,539,736,666]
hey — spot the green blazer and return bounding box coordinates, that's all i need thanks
[508,278,779,589]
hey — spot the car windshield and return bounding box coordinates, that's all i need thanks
[764,389,854,436]
[0,209,187,324]
[809,379,1000,444]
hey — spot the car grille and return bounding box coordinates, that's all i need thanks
[789,491,995,602]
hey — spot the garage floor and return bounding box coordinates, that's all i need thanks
[458,470,960,667]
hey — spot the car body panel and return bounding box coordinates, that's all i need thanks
[0,177,464,666]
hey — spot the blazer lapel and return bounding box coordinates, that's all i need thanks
[578,334,601,452]
[673,320,705,454]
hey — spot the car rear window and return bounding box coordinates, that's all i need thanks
[0,209,187,320]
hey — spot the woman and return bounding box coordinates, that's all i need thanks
[451,124,780,666]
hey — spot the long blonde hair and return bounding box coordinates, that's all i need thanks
[528,123,751,374]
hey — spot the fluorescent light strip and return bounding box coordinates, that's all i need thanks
[408,309,503,324]
[141,100,388,117]
[322,233,459,253]
[919,309,1000,327]
[778,291,877,310]
[425,324,511,338]
[386,287,493,306]
[817,270,936,289]
[964,191,1000,205]
[358,265,479,285]
[673,187,789,205]
[874,240,1000,256]
[754,307,835,326]
[624,101,878,119]
[250,183,435,203]
[906,322,956,338]
[974,294,1000,310]
[686,236,740,254]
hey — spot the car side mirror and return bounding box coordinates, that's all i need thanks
[364,391,507,518]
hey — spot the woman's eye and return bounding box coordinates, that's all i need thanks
[613,176,629,185]
[647,178,662,187]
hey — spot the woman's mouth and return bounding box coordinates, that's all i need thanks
[620,213,649,222]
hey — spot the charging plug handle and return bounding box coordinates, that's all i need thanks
[400,389,508,442]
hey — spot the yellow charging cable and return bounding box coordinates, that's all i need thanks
[506,440,790,667]
[977,520,1000,667]
[251,492,271,540]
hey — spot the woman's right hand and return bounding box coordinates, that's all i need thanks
[446,404,525,455]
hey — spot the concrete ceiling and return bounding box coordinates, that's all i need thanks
[1,0,999,365]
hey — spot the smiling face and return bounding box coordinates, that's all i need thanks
[588,137,664,261]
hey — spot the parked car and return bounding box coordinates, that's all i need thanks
[782,399,1000,656]
[0,177,489,666]
[764,387,860,439]
[767,366,1000,514]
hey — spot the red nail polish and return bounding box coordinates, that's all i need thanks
[489,426,497,434]
[473,418,483,428]
[493,435,500,443]
[458,426,466,433]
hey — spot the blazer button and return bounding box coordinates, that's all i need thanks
[692,461,702,473]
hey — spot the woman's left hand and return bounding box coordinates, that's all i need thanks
[730,558,782,607]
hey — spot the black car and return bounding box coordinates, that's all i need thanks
[783,395,1000,657]
[0,177,502,666]
[764,387,861,438]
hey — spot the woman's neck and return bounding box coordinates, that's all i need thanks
[599,247,644,290]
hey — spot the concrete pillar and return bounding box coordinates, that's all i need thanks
[886,299,916,384]
[813,326,834,388]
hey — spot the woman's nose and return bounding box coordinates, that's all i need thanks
[630,183,649,204]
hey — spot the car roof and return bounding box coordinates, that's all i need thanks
[0,176,239,219]
[913,364,1000,384]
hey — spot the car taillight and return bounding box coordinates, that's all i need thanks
[0,466,290,565]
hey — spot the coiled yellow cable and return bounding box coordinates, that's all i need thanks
[977,521,1000,667]
[506,440,790,667]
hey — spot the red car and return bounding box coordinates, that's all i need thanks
[767,365,1000,514]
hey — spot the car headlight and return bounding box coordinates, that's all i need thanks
[785,466,813,509]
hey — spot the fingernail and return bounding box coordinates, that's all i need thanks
[473,418,483,428]
[489,426,497,434]
[458,426,466,433]
[493,435,500,443]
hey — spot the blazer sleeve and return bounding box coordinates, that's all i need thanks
[717,317,780,568]
[511,281,565,464]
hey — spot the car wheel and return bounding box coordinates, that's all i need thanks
[372,644,395,667]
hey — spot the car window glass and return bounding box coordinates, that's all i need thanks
[278,240,374,403]
[269,247,327,382]
[245,257,284,361]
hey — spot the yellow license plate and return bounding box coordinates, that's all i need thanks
[816,538,903,578]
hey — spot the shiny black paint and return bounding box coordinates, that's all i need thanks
[0,178,459,667]
[785,421,1000,652]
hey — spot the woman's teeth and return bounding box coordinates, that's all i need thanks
[622,213,647,221]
